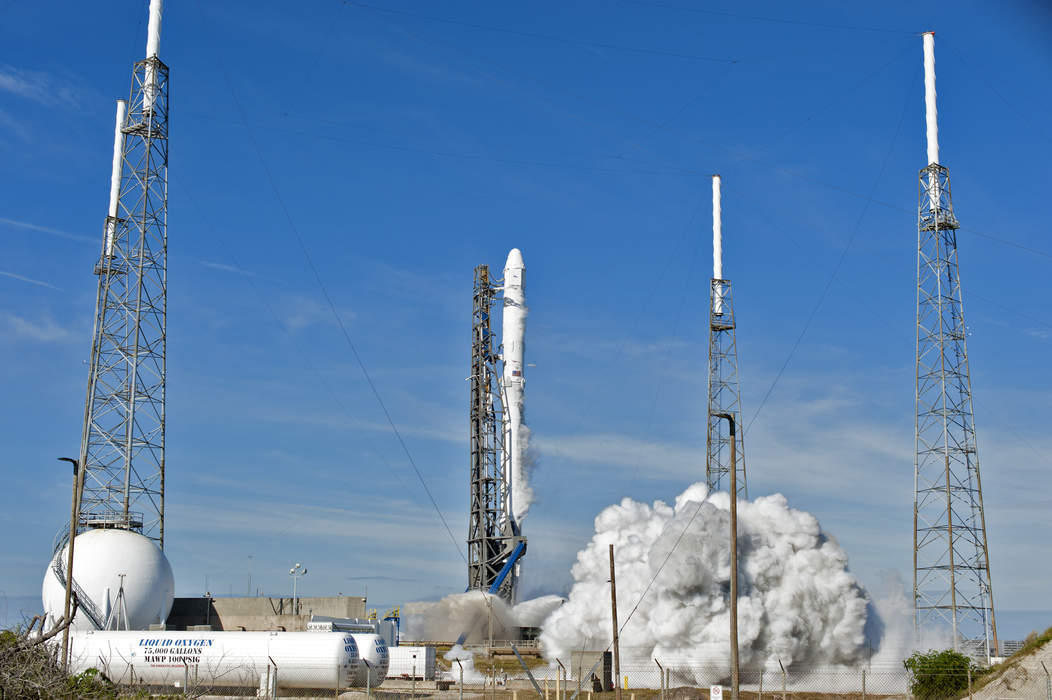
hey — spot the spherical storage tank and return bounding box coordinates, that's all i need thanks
[42,529,174,631]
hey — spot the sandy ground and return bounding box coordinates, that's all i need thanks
[975,641,1052,699]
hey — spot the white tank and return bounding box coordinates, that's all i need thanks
[350,633,389,687]
[42,529,174,631]
[69,630,361,690]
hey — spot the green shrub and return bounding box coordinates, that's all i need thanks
[904,649,977,699]
[65,667,119,699]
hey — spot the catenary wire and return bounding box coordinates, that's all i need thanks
[745,70,917,433]
[341,0,742,64]
[223,72,468,565]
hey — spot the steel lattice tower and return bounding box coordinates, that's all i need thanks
[913,32,997,657]
[706,176,748,498]
[468,265,524,603]
[77,8,168,547]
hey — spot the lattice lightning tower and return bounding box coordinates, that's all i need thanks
[706,176,748,498]
[913,32,998,657]
[77,0,169,546]
[468,265,524,602]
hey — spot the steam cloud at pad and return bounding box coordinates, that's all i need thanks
[540,483,881,682]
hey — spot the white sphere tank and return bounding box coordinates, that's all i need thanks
[42,529,174,632]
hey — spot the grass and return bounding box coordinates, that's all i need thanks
[969,624,1052,694]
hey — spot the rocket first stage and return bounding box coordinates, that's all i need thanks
[502,248,533,524]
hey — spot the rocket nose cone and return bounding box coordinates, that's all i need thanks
[504,248,524,270]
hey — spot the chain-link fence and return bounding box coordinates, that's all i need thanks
[76,650,1052,699]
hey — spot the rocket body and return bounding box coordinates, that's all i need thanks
[502,248,532,524]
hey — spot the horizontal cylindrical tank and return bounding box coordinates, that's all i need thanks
[349,633,389,687]
[69,631,361,690]
[43,529,174,632]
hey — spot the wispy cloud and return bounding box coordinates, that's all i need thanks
[199,260,256,276]
[0,271,61,290]
[0,108,32,142]
[533,432,697,478]
[0,216,95,244]
[276,295,356,332]
[0,64,84,109]
[0,311,71,342]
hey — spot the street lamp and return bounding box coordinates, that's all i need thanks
[713,413,740,700]
[289,563,307,615]
[57,456,84,671]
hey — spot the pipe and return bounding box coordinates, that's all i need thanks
[488,540,527,595]
[105,100,128,257]
[712,175,723,314]
[923,32,938,166]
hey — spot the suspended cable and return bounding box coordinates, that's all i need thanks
[746,69,916,433]
[342,0,742,64]
[223,72,468,565]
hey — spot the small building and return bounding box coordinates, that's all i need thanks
[166,595,366,631]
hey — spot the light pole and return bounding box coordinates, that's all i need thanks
[713,413,740,700]
[289,563,307,615]
[58,457,84,671]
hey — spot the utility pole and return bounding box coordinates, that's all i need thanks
[609,544,622,700]
[715,413,740,700]
[58,457,83,671]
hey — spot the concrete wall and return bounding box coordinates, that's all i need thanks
[166,596,366,631]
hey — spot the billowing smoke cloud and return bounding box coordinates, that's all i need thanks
[540,483,879,682]
[402,591,564,645]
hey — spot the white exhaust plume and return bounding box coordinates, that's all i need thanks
[712,175,724,314]
[401,590,563,648]
[923,32,938,166]
[144,0,164,111]
[502,248,533,523]
[540,483,888,683]
[105,100,127,258]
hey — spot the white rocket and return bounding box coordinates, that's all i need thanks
[501,248,532,525]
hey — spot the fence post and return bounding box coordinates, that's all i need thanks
[758,670,763,700]
[1041,661,1051,700]
[457,659,463,700]
[777,659,786,700]
[412,663,416,699]
[861,667,866,700]
[967,664,973,700]
[546,676,550,700]
[655,659,665,700]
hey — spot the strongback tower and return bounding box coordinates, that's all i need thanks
[912,32,997,656]
[468,265,525,602]
[706,176,748,499]
[77,0,169,546]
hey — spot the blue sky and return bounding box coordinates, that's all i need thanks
[1,1,1050,638]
